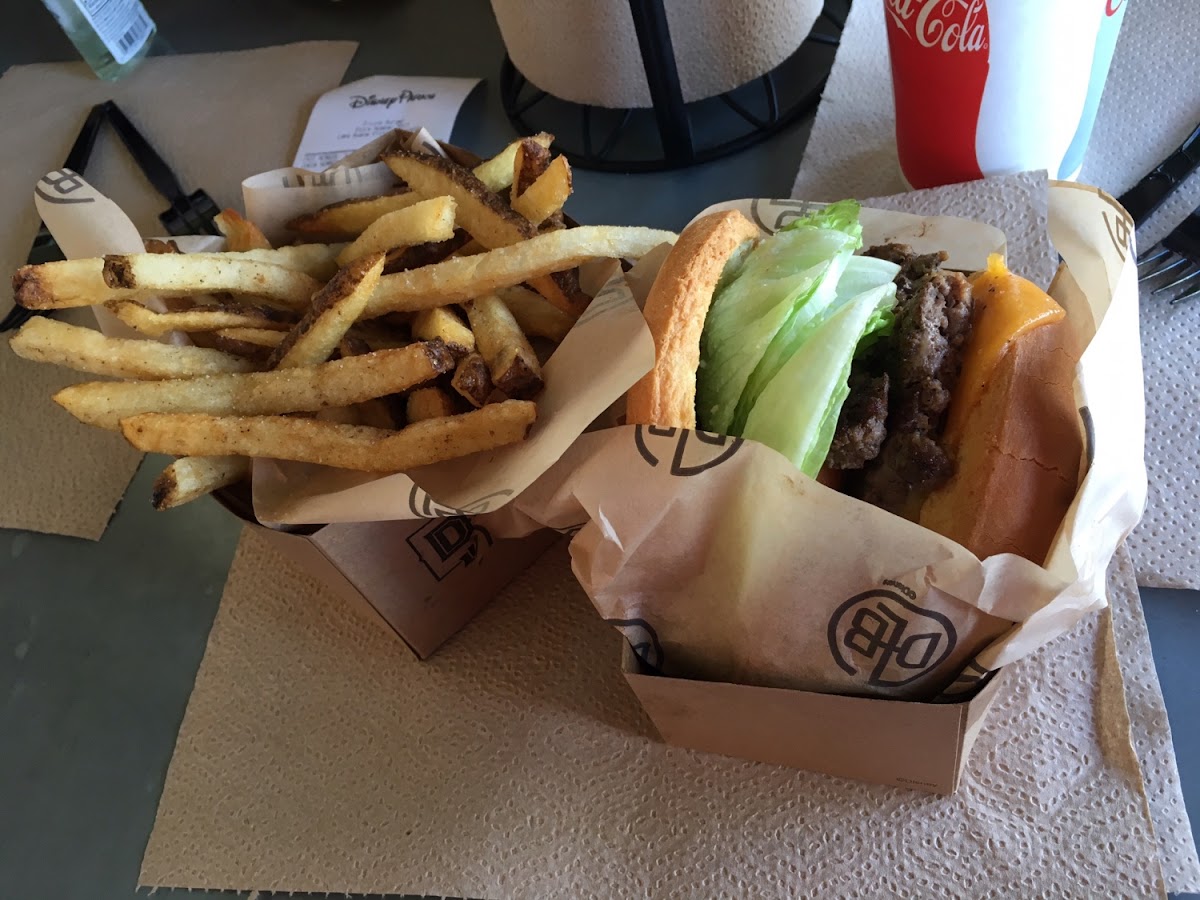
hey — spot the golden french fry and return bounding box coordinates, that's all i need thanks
[473,133,553,193]
[465,294,544,400]
[214,208,272,251]
[285,190,423,239]
[214,327,286,347]
[335,197,457,267]
[9,317,254,379]
[102,254,323,309]
[13,258,136,309]
[406,386,459,423]
[497,286,574,342]
[54,342,455,430]
[450,352,493,408]
[411,306,474,358]
[119,400,538,472]
[152,456,250,510]
[511,138,551,205]
[13,246,338,311]
[365,226,676,316]
[109,299,294,338]
[269,252,387,369]
[383,150,537,249]
[236,244,344,280]
[512,155,572,226]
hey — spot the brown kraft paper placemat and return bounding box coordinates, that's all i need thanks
[0,41,357,539]
[140,530,1198,897]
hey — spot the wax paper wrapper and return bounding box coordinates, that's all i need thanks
[491,182,1147,701]
[31,129,661,528]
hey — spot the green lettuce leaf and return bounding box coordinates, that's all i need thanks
[696,201,864,434]
[741,282,898,478]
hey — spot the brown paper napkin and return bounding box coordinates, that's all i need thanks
[0,41,357,539]
[140,529,1198,897]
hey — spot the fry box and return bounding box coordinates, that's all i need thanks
[492,182,1145,790]
[29,130,659,657]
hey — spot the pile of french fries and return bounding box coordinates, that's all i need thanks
[9,134,675,510]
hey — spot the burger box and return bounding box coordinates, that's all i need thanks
[29,128,612,660]
[622,643,1008,794]
[504,186,1145,794]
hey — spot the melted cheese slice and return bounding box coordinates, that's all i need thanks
[942,253,1065,450]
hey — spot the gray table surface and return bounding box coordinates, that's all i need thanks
[0,2,1195,899]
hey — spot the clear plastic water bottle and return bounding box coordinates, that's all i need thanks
[40,0,157,81]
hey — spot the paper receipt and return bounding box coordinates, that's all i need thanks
[292,75,480,171]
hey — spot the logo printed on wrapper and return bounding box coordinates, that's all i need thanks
[35,169,94,205]
[406,516,493,582]
[406,484,513,518]
[606,617,665,671]
[1101,200,1135,263]
[748,198,819,234]
[634,425,744,476]
[828,589,957,688]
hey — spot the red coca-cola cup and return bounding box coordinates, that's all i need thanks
[883,0,1127,189]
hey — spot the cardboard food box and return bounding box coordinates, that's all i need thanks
[215,487,560,659]
[30,129,657,658]
[496,183,1145,791]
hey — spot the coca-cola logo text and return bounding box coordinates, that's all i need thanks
[886,0,987,52]
[1106,0,1124,16]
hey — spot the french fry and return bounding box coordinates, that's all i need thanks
[152,456,250,510]
[465,294,544,400]
[383,150,537,248]
[9,317,254,379]
[285,190,423,239]
[497,286,575,343]
[101,254,322,309]
[13,247,337,311]
[54,341,455,430]
[383,230,472,274]
[214,327,287,347]
[338,333,407,428]
[269,252,386,369]
[119,400,538,472]
[411,306,475,358]
[334,197,457,266]
[511,138,551,204]
[406,386,459,423]
[512,156,572,226]
[214,208,272,251]
[450,351,494,408]
[473,133,553,193]
[109,299,294,338]
[13,258,136,309]
[364,226,675,316]
[237,244,343,280]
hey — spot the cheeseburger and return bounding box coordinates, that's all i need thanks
[626,202,1083,565]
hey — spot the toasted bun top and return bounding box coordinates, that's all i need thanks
[626,210,761,429]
